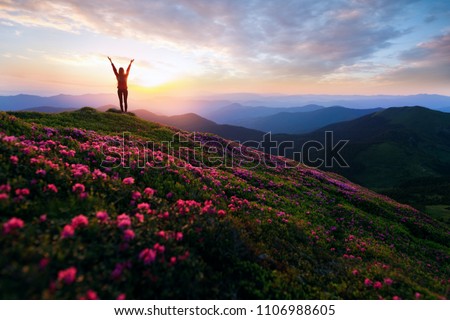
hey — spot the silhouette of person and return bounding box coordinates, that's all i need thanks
[108,57,134,112]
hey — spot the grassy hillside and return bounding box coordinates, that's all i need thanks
[0,108,448,299]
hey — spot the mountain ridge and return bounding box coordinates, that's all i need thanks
[233,106,383,134]
[279,106,450,189]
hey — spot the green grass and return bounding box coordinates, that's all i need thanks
[425,205,450,225]
[9,107,176,142]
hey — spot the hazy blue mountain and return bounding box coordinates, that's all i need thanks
[234,106,382,134]
[126,109,266,141]
[0,93,115,111]
[204,103,325,124]
[437,106,450,113]
[217,93,450,109]
[0,94,233,116]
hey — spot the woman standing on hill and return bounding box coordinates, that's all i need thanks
[108,57,134,113]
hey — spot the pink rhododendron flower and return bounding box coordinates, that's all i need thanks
[159,211,169,219]
[78,192,88,199]
[2,135,17,143]
[352,269,359,276]
[373,281,383,289]
[58,267,77,284]
[92,169,107,180]
[111,268,122,280]
[384,278,393,286]
[154,243,165,254]
[117,213,131,229]
[393,296,401,300]
[0,184,11,193]
[137,202,151,213]
[135,213,144,223]
[202,200,216,214]
[0,193,9,201]
[176,232,183,241]
[122,177,135,185]
[45,184,58,193]
[72,183,85,194]
[415,292,421,299]
[178,250,190,261]
[139,248,157,265]
[59,149,76,157]
[39,257,50,269]
[364,278,373,287]
[71,215,89,229]
[36,169,46,176]
[157,230,166,238]
[132,191,141,200]
[15,188,30,196]
[85,290,98,300]
[61,224,75,238]
[123,229,135,241]
[143,187,155,197]
[117,294,126,300]
[3,217,25,234]
[96,211,109,223]
[111,261,131,279]
[10,155,18,165]
[40,214,47,222]
[217,210,226,217]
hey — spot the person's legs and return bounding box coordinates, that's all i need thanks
[124,90,128,113]
[117,90,124,112]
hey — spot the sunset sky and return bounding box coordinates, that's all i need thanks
[1,0,450,97]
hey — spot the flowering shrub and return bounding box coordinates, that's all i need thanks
[0,110,448,299]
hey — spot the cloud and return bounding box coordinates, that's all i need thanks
[1,0,449,87]
[377,32,450,86]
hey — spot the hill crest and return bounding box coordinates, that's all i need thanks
[0,108,448,299]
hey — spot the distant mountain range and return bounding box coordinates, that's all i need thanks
[206,93,450,109]
[2,93,450,115]
[0,93,232,116]
[229,106,383,134]
[204,103,324,124]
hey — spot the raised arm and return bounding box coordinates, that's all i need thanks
[108,56,118,77]
[126,59,134,76]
